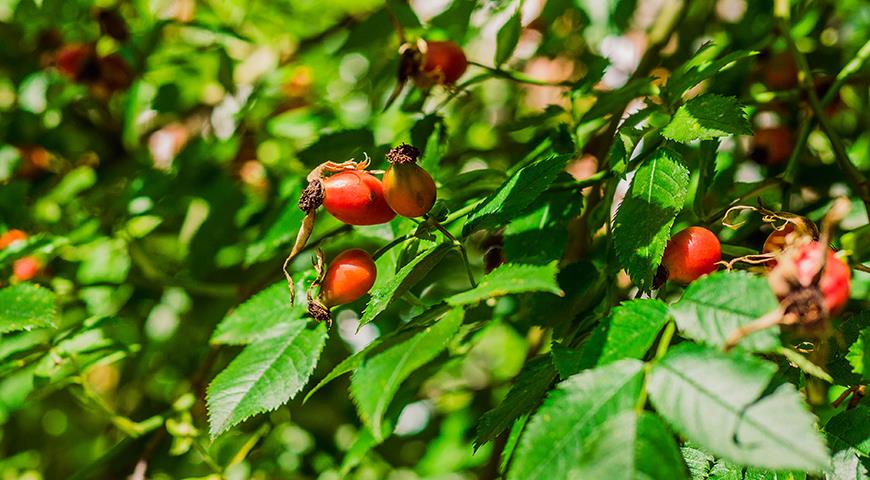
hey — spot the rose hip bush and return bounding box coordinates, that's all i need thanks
[1,1,869,479]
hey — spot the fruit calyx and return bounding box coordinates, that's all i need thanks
[298,179,325,213]
[386,143,421,165]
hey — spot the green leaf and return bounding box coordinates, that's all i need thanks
[521,261,604,330]
[682,445,808,480]
[207,322,327,438]
[665,46,758,103]
[826,406,870,457]
[579,78,653,124]
[304,305,451,403]
[681,446,715,480]
[76,238,131,284]
[649,344,830,472]
[0,284,57,334]
[360,243,452,326]
[826,448,868,480]
[846,327,868,378]
[613,149,690,290]
[550,342,584,380]
[211,282,305,345]
[569,411,689,480]
[500,414,530,475]
[662,94,752,143]
[463,153,572,236]
[507,359,645,480]
[429,0,475,42]
[504,190,583,265]
[495,9,522,66]
[446,262,563,306]
[296,128,375,167]
[595,299,671,366]
[476,356,556,448]
[350,308,463,440]
[671,271,780,352]
[553,299,670,379]
[245,186,303,266]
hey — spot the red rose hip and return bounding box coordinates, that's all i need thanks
[660,226,721,284]
[792,242,851,314]
[421,40,467,85]
[0,229,28,249]
[320,249,377,307]
[750,127,794,166]
[322,170,396,226]
[13,256,42,281]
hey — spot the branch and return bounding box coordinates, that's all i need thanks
[468,61,577,87]
[775,6,870,215]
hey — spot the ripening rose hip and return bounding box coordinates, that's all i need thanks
[0,229,28,249]
[660,226,721,284]
[420,40,467,85]
[750,127,794,166]
[761,53,798,91]
[320,249,377,307]
[97,53,134,91]
[322,170,396,226]
[13,256,42,281]
[792,242,851,314]
[56,44,100,82]
[383,144,436,218]
[763,223,796,256]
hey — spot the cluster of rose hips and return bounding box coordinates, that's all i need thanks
[0,230,43,283]
[281,38,467,322]
[288,144,437,323]
[657,205,852,347]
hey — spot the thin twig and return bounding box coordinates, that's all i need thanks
[467,61,577,87]
[427,216,477,287]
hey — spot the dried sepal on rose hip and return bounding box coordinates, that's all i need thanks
[306,249,377,325]
[383,144,437,218]
[725,198,853,349]
[283,157,393,305]
[654,226,722,287]
[719,205,818,270]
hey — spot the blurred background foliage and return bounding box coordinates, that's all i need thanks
[0,0,868,478]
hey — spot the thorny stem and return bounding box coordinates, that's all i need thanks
[444,199,485,224]
[372,233,411,260]
[427,215,477,288]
